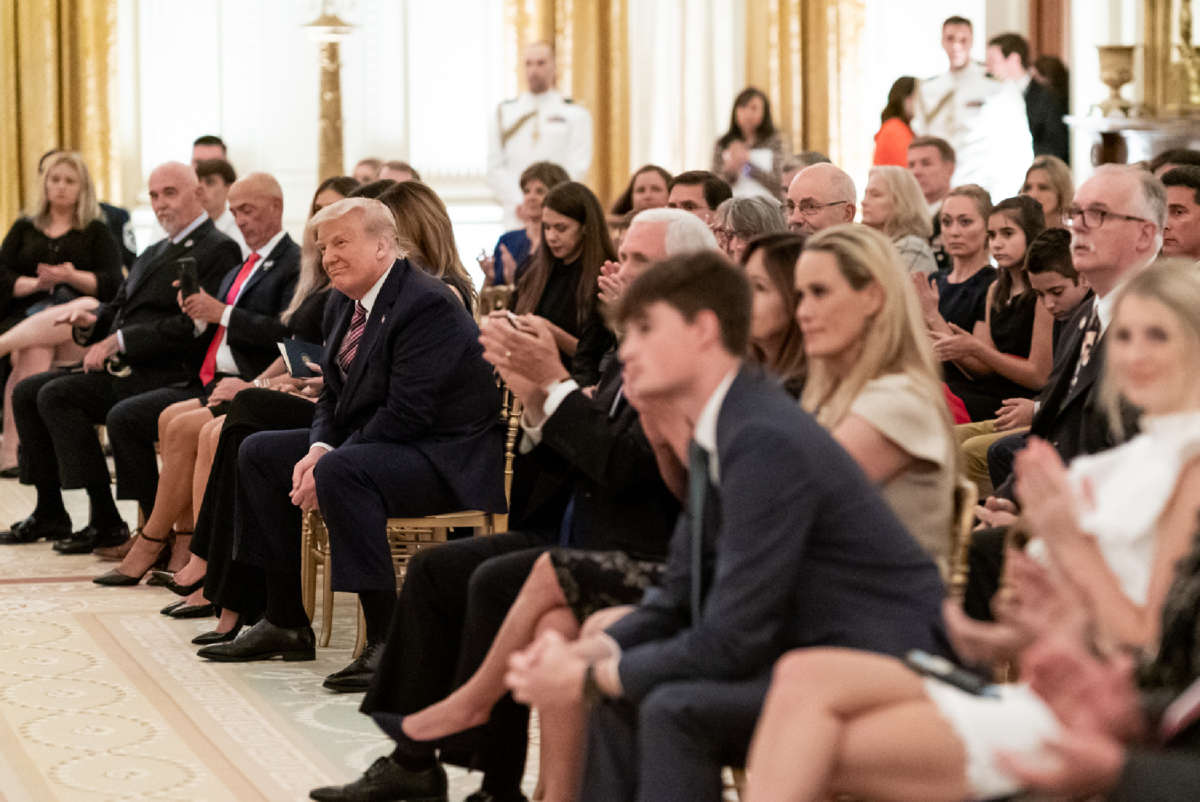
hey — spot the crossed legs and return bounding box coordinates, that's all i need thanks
[742,648,969,802]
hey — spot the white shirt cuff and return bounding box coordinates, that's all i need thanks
[219,305,233,328]
[310,442,334,453]
[543,378,579,418]
[116,329,125,353]
[519,378,579,450]
[193,319,208,335]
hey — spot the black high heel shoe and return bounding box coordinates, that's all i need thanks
[148,570,206,597]
[192,619,243,645]
[93,532,168,586]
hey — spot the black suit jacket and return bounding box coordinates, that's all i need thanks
[1108,749,1200,801]
[1025,80,1070,164]
[78,218,241,395]
[606,366,947,702]
[311,258,506,513]
[1030,298,1123,460]
[536,357,678,560]
[216,233,300,378]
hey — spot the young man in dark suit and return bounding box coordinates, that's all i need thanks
[1,162,242,551]
[505,252,947,802]
[198,199,505,677]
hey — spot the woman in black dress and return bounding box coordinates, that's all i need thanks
[511,181,616,386]
[932,195,1054,420]
[0,152,122,473]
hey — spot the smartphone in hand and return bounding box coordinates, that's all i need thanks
[175,257,199,297]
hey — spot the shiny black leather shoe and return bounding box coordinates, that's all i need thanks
[465,791,529,802]
[0,514,71,545]
[309,756,447,802]
[168,603,216,619]
[161,600,186,616]
[53,522,130,554]
[148,570,205,597]
[197,619,315,662]
[322,641,385,693]
[191,621,242,645]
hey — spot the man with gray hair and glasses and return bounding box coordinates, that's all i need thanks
[785,162,857,235]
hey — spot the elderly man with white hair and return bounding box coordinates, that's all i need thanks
[310,206,719,802]
[197,198,505,683]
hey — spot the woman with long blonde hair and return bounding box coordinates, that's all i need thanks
[378,180,476,312]
[860,165,938,275]
[0,151,123,475]
[797,224,956,562]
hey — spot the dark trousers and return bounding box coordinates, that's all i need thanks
[15,368,197,511]
[234,428,461,614]
[987,432,1028,491]
[581,673,771,802]
[361,532,553,795]
[193,389,316,618]
[962,526,1007,622]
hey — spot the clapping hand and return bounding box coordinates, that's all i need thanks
[498,244,519,284]
[911,273,940,323]
[931,323,980,361]
[480,313,568,408]
[597,260,627,309]
[974,496,1018,530]
[1014,438,1080,548]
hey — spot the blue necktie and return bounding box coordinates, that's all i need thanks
[687,440,709,623]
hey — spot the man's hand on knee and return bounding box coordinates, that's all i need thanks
[290,445,328,511]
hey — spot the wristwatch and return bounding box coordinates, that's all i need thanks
[582,662,604,708]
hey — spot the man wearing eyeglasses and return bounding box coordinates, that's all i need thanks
[967,166,1164,615]
[784,163,856,235]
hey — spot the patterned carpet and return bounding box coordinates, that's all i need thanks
[0,484,538,801]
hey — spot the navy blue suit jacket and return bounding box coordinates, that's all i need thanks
[607,366,947,701]
[311,258,506,513]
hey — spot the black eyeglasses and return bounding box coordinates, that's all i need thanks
[1065,205,1151,230]
[785,199,847,217]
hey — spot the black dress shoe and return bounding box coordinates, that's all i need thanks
[322,641,385,693]
[168,603,216,619]
[161,600,186,616]
[197,619,315,662]
[0,514,71,545]
[191,621,243,645]
[465,791,529,802]
[53,522,130,554]
[309,755,447,802]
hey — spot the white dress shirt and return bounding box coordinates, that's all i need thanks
[214,228,287,375]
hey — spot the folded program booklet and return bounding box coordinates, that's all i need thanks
[278,339,324,378]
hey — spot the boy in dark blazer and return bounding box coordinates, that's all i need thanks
[505,252,947,802]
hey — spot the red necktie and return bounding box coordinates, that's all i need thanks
[199,252,260,386]
[336,301,368,376]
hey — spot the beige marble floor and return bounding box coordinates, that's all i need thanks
[0,477,539,801]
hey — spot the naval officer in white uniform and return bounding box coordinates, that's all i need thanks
[487,41,593,229]
[912,16,1032,203]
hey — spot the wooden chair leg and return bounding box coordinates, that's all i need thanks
[319,559,335,648]
[301,528,316,621]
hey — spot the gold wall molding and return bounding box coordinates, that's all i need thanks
[0,0,118,227]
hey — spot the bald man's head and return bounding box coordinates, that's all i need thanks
[228,172,285,251]
[786,163,857,234]
[148,161,204,237]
